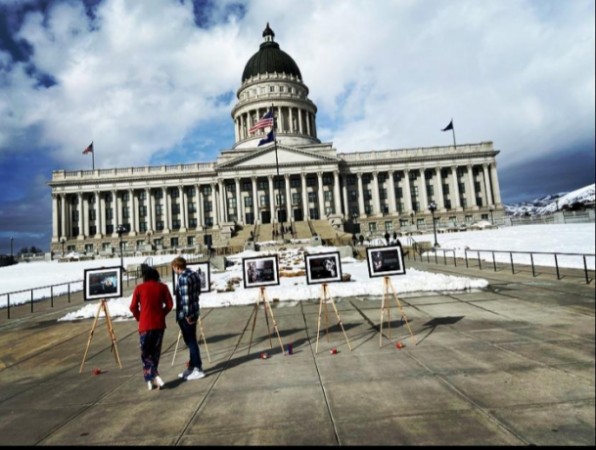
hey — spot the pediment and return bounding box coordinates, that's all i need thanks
[216,144,337,171]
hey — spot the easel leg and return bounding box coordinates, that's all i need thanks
[262,289,285,354]
[316,284,352,353]
[102,301,122,368]
[379,277,416,346]
[198,316,211,363]
[247,300,259,354]
[248,287,284,355]
[80,300,103,373]
[171,330,182,366]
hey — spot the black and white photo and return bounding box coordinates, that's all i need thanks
[242,255,280,289]
[305,252,342,285]
[366,245,406,278]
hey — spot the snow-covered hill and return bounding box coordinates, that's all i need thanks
[504,183,595,217]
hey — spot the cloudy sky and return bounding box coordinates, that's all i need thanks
[0,0,594,253]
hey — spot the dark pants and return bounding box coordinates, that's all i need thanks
[178,318,202,371]
[139,329,165,382]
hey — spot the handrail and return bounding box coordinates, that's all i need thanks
[408,247,595,284]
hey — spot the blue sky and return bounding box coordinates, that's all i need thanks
[0,0,594,253]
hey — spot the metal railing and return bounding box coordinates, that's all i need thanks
[407,247,595,284]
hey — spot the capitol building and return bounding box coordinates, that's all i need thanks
[49,24,503,257]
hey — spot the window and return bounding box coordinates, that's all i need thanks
[228,198,237,209]
[106,208,113,220]
[399,219,409,227]
[244,196,253,207]
[292,193,301,205]
[139,191,146,200]
[170,237,179,248]
[187,236,195,246]
[171,204,180,215]
[204,201,212,212]
[242,181,251,191]
[189,218,197,228]
[379,188,387,200]
[172,219,180,230]
[260,195,269,206]
[323,174,333,185]
[258,180,268,190]
[324,191,332,201]
[203,186,212,195]
[156,221,164,231]
[384,221,393,231]
[139,206,147,217]
[349,190,358,201]
[84,244,94,254]
[368,222,377,232]
[123,207,130,219]
[154,190,163,199]
[155,204,163,216]
[308,192,317,203]
[89,210,96,221]
[306,177,316,187]
[139,222,147,232]
[290,178,300,188]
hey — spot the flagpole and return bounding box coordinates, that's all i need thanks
[451,126,456,149]
[92,147,95,171]
[271,103,284,239]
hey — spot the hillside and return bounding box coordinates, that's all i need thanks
[504,183,595,217]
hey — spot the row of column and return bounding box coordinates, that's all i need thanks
[234,104,316,141]
[51,163,501,240]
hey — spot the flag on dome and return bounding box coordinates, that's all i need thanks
[249,111,274,133]
[258,130,275,146]
[82,142,94,154]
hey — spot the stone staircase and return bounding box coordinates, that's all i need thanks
[227,224,256,251]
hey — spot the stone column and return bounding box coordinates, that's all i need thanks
[403,170,413,213]
[95,191,102,238]
[301,173,308,218]
[180,186,188,232]
[60,194,67,238]
[371,172,381,216]
[130,189,138,235]
[252,177,259,224]
[467,165,477,209]
[451,166,461,210]
[146,189,153,233]
[100,193,107,236]
[235,178,243,224]
[316,172,325,218]
[52,194,59,242]
[285,174,291,220]
[333,171,341,215]
[434,168,445,211]
[268,175,275,222]
[83,194,90,238]
[163,187,171,233]
[218,179,226,223]
[490,163,503,206]
[111,190,119,237]
[341,177,349,219]
[195,184,203,230]
[357,173,365,218]
[420,170,429,212]
[388,171,397,214]
[211,183,219,228]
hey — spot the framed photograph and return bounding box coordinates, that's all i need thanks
[171,262,211,293]
[242,255,280,289]
[305,252,342,285]
[366,245,406,278]
[84,266,123,301]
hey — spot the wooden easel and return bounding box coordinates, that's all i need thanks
[80,299,122,373]
[247,286,284,354]
[379,276,416,347]
[316,283,352,353]
[171,316,211,366]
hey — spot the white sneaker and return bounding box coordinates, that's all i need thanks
[147,381,154,391]
[185,368,206,381]
[153,376,165,388]
[178,368,192,379]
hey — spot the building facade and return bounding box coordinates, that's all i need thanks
[49,24,503,256]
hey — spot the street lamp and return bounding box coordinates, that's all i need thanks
[60,237,66,257]
[489,206,494,225]
[116,224,127,270]
[428,201,439,248]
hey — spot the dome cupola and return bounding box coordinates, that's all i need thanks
[241,23,302,82]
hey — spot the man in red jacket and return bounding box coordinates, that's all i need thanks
[130,267,173,390]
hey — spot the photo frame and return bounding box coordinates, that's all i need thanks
[305,252,342,285]
[84,266,123,301]
[366,245,406,278]
[242,255,280,289]
[171,262,211,293]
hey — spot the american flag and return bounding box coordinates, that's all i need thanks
[82,142,94,154]
[249,111,274,133]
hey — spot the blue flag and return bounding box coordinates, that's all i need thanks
[258,130,275,146]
